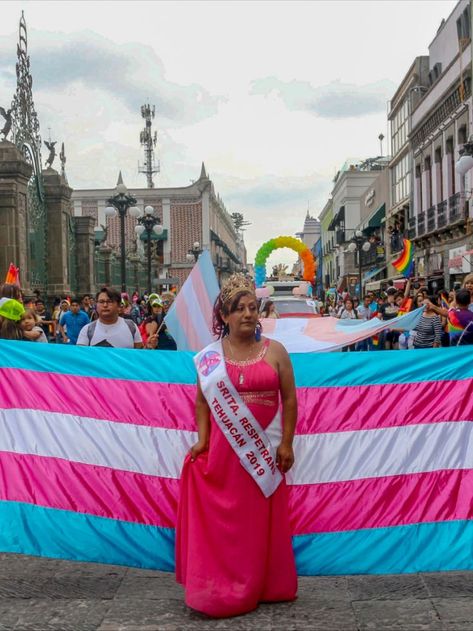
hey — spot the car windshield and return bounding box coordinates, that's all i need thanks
[272,300,315,315]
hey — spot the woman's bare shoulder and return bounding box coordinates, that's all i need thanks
[264,337,288,357]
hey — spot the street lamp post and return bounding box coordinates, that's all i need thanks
[105,175,140,292]
[347,230,371,298]
[134,206,163,294]
[186,241,203,263]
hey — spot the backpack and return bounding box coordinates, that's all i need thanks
[86,318,137,345]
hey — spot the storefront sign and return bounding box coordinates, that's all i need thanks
[448,246,471,274]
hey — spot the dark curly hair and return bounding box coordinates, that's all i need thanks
[212,290,262,339]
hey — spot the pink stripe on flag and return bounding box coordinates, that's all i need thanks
[261,318,276,334]
[2,451,471,536]
[296,378,473,434]
[189,266,214,331]
[175,290,203,352]
[0,368,197,431]
[0,451,179,528]
[289,468,473,535]
[1,369,471,436]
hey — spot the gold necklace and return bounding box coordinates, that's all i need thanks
[227,337,257,385]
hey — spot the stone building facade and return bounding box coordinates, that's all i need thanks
[409,0,473,292]
[71,163,247,290]
[386,56,429,281]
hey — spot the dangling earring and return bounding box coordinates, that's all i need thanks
[255,322,262,342]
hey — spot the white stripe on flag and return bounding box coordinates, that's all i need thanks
[0,409,195,478]
[1,410,472,484]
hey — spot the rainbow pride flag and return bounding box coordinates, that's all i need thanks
[1,341,473,575]
[393,239,414,278]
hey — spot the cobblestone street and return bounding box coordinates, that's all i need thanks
[2,554,473,630]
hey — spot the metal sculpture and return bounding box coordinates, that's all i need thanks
[59,142,66,178]
[44,140,57,168]
[9,12,47,289]
[0,107,13,139]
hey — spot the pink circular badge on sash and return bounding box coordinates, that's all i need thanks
[198,351,221,377]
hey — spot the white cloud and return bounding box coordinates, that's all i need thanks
[250,78,396,119]
[0,0,457,268]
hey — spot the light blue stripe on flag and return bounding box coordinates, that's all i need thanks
[164,250,219,351]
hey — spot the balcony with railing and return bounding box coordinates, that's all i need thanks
[427,206,436,233]
[390,232,404,254]
[417,211,425,236]
[407,216,416,240]
[360,246,376,267]
[448,193,462,223]
[335,229,346,245]
[437,201,448,228]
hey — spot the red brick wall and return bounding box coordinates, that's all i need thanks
[170,201,202,264]
[169,267,191,286]
[106,213,137,252]
[81,202,98,224]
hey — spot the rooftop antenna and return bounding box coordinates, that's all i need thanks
[378,133,385,156]
[138,104,160,188]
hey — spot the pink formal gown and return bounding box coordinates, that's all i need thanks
[176,341,297,617]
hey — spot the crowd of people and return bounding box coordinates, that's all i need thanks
[0,273,472,351]
[0,284,177,350]
[322,273,473,350]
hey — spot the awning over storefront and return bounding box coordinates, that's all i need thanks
[363,266,386,282]
[361,203,385,232]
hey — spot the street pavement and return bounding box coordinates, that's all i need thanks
[1,553,473,630]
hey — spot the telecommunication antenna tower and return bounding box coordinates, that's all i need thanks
[138,104,160,188]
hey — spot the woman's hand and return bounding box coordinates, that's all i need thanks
[146,333,158,349]
[276,442,294,473]
[190,440,208,461]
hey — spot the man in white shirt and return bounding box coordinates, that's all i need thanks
[77,287,144,348]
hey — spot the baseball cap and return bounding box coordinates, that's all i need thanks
[0,297,25,321]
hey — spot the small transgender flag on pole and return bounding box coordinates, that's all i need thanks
[164,250,219,351]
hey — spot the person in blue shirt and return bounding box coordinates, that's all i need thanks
[59,297,90,344]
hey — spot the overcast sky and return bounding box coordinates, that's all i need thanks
[0,0,457,266]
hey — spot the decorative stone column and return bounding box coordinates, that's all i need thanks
[0,140,32,286]
[73,215,96,296]
[42,167,73,297]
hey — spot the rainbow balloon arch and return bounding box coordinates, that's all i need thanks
[254,236,317,288]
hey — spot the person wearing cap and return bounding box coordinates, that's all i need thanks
[0,297,25,340]
[140,297,163,346]
[58,297,90,345]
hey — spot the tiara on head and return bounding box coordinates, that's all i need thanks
[220,273,255,305]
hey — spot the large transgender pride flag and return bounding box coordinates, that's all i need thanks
[1,340,473,575]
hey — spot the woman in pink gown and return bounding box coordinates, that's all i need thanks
[176,275,298,617]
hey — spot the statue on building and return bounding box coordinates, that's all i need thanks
[59,142,67,179]
[0,106,13,140]
[98,223,108,246]
[44,140,57,168]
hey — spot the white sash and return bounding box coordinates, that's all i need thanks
[194,340,283,498]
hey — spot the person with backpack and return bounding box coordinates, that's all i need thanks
[76,287,145,348]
